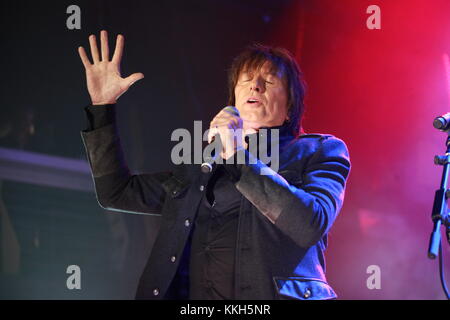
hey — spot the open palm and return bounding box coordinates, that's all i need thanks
[78,30,144,105]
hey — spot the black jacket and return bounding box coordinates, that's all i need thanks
[81,117,351,300]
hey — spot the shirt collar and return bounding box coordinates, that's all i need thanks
[246,120,294,140]
[244,120,296,156]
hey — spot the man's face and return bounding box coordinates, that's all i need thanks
[234,61,289,130]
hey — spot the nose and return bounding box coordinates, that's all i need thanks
[250,77,265,93]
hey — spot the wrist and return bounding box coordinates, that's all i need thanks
[92,101,116,106]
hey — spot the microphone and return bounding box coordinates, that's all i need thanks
[201,106,240,173]
[433,113,450,131]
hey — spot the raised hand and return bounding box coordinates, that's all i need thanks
[78,30,144,105]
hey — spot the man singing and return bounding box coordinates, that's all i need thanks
[78,30,350,300]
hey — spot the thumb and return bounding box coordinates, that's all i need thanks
[124,72,145,88]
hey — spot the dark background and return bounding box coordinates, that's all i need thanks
[0,0,449,299]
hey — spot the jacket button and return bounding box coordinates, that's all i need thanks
[170,255,176,263]
[199,185,205,192]
[184,219,191,227]
[303,289,311,299]
[153,288,160,296]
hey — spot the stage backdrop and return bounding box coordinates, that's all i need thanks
[0,0,449,299]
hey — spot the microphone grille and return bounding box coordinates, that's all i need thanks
[433,117,445,130]
[223,106,240,117]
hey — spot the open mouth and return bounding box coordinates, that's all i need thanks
[246,98,261,105]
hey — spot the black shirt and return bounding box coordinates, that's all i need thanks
[189,164,242,299]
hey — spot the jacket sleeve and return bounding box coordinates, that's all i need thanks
[234,135,351,248]
[81,106,170,215]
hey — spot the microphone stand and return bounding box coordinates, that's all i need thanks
[428,132,450,299]
[429,134,450,258]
